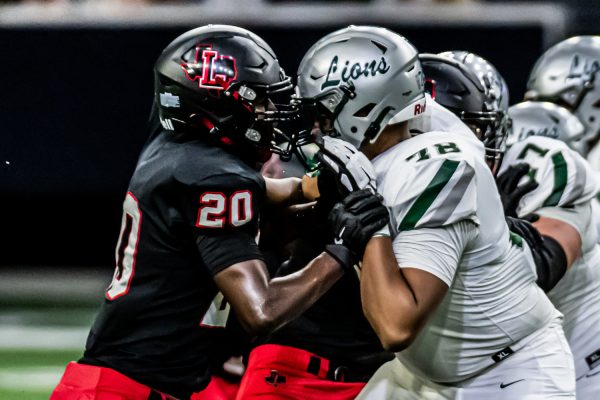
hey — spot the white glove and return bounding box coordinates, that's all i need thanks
[317,136,378,194]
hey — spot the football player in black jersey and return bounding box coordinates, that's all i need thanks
[234,137,394,400]
[50,25,388,400]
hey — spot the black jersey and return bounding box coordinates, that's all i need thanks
[80,130,265,399]
[261,207,393,376]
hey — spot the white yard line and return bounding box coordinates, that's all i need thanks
[0,367,63,390]
[0,325,88,350]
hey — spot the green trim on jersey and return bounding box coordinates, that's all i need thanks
[542,153,568,207]
[399,159,460,231]
[509,231,523,248]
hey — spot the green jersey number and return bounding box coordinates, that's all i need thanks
[406,142,461,162]
[516,143,567,207]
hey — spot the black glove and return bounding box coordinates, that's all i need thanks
[496,163,539,218]
[325,189,389,270]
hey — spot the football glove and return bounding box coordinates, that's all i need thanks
[314,136,378,220]
[496,163,539,218]
[325,189,389,271]
[316,136,377,195]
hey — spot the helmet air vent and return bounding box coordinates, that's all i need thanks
[371,40,388,54]
[353,103,377,117]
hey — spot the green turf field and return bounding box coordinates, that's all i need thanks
[0,305,97,400]
[0,349,83,400]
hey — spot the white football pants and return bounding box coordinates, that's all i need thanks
[356,320,575,399]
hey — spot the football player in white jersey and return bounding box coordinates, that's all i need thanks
[526,36,600,167]
[294,26,575,399]
[420,52,583,286]
[526,36,600,240]
[419,51,600,399]
[500,101,600,398]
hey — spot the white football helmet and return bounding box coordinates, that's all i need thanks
[507,101,586,154]
[525,36,600,154]
[295,25,426,149]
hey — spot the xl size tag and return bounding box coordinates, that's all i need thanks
[586,349,600,370]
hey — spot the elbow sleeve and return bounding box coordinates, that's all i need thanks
[532,235,568,293]
[506,216,567,292]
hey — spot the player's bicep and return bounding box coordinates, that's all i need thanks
[213,259,271,332]
[392,220,476,286]
[400,267,448,322]
[534,204,587,266]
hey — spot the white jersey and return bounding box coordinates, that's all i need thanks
[587,141,600,172]
[593,197,600,244]
[372,130,558,383]
[500,135,599,216]
[501,135,600,381]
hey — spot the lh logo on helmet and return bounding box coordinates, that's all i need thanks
[181,44,238,90]
[321,55,390,90]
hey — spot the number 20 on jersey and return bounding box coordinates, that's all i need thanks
[196,191,253,228]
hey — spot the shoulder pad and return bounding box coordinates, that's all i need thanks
[384,156,478,232]
[502,136,600,216]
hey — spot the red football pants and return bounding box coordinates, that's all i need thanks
[235,344,366,400]
[50,362,177,400]
[191,375,240,400]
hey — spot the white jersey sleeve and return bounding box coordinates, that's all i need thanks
[500,136,600,217]
[380,145,479,234]
[392,220,477,286]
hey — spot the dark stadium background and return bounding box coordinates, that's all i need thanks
[0,24,545,266]
[0,1,595,399]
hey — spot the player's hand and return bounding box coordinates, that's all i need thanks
[496,163,539,218]
[314,136,377,219]
[317,136,377,195]
[325,189,389,271]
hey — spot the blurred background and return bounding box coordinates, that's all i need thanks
[0,0,593,398]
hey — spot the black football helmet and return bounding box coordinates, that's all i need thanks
[419,52,510,172]
[154,25,297,161]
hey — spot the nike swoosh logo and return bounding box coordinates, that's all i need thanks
[576,369,600,381]
[334,226,346,245]
[500,379,525,389]
[586,369,600,378]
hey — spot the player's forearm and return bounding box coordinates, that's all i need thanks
[224,253,343,336]
[264,177,303,205]
[259,252,344,333]
[360,237,423,352]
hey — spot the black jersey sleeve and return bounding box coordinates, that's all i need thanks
[184,173,266,276]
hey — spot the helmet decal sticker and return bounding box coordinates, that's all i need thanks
[181,44,238,90]
[516,125,559,142]
[321,55,390,90]
[159,92,180,108]
[566,54,600,82]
